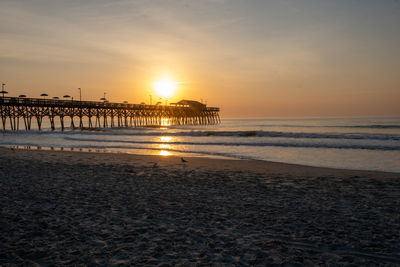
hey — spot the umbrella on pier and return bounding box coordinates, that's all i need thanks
[40,93,48,99]
[0,90,8,98]
[123,101,128,103]
[18,94,27,98]
[53,96,59,100]
[63,95,71,98]
[100,97,107,101]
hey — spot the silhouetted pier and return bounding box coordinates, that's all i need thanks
[0,97,220,131]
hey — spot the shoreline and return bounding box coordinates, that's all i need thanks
[1,147,399,265]
[1,146,399,175]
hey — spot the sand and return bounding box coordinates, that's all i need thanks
[0,147,399,265]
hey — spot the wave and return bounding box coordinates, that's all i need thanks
[62,137,400,151]
[167,131,400,140]
[342,125,400,129]
[3,129,400,141]
[0,143,254,160]
[252,124,400,129]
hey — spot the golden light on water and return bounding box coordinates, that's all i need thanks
[158,137,173,156]
[160,136,173,142]
[159,143,170,149]
[159,150,172,156]
[153,77,177,99]
[159,143,172,156]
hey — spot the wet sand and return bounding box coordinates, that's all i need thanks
[0,147,399,265]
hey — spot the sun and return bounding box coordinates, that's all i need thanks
[153,78,177,98]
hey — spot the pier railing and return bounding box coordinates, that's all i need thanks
[0,97,220,131]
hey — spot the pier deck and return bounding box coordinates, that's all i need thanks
[0,97,220,131]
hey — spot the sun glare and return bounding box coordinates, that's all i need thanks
[160,136,173,142]
[153,78,177,98]
[159,150,172,156]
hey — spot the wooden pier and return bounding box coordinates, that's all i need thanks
[0,97,220,131]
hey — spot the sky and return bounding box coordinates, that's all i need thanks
[1,0,399,118]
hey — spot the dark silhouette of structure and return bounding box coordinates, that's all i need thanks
[0,97,220,131]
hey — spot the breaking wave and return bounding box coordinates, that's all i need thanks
[62,137,400,151]
[3,129,400,141]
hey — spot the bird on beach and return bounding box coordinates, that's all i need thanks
[181,157,188,163]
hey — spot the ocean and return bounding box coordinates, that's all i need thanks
[1,117,399,173]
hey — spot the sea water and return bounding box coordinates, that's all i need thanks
[1,117,399,172]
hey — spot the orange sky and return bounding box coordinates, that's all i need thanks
[1,0,399,117]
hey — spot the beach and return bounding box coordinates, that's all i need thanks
[0,147,399,265]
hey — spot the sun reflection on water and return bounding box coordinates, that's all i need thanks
[158,136,174,156]
[159,143,170,149]
[160,136,173,142]
[159,150,172,156]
